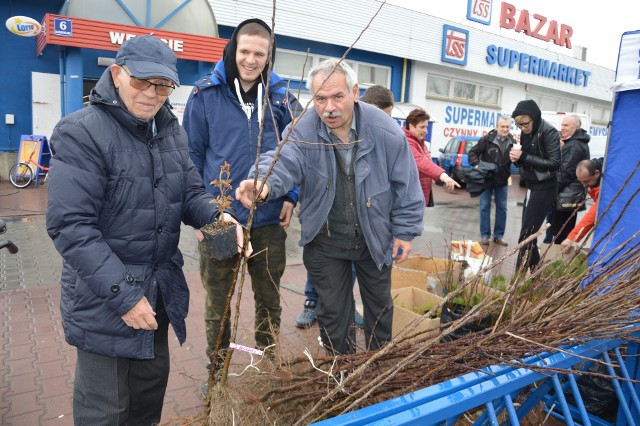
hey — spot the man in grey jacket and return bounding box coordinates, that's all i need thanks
[236,59,425,355]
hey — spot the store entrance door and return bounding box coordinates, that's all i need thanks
[31,72,61,140]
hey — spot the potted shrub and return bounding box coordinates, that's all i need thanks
[200,161,239,260]
[440,280,503,341]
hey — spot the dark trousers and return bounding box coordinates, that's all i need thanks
[199,224,286,359]
[304,266,356,304]
[545,208,577,244]
[303,238,392,355]
[516,186,557,271]
[73,298,170,426]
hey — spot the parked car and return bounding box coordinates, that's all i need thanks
[438,136,481,185]
[439,135,522,187]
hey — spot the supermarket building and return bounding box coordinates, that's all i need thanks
[0,0,614,176]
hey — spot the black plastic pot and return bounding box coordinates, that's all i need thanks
[201,223,238,260]
[564,362,618,422]
[440,302,494,342]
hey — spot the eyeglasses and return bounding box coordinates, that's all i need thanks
[121,67,175,96]
[516,120,532,128]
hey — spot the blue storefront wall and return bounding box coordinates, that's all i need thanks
[1,0,64,151]
[1,5,407,152]
[0,1,215,152]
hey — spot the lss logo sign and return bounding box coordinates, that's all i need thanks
[441,25,469,66]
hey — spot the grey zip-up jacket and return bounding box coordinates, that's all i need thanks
[249,102,425,268]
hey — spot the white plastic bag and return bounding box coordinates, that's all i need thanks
[450,240,493,281]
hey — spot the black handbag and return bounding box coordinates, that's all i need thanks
[532,134,554,182]
[556,181,586,212]
[534,169,553,181]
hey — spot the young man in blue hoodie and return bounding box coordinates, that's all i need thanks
[183,19,299,379]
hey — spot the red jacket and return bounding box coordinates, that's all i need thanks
[567,186,600,242]
[403,127,444,205]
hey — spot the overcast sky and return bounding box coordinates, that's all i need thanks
[385,0,635,71]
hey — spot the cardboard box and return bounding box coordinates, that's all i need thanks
[391,287,442,337]
[390,279,418,291]
[539,243,589,263]
[392,256,461,297]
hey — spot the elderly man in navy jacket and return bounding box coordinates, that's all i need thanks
[237,59,425,355]
[46,36,246,425]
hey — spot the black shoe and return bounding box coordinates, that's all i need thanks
[494,238,508,246]
[202,357,225,398]
[205,350,226,371]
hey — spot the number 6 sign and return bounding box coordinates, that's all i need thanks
[54,17,72,37]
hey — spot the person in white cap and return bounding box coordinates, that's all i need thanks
[46,35,248,425]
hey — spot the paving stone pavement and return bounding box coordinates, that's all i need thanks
[0,179,533,424]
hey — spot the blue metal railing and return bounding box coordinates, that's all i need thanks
[312,338,639,425]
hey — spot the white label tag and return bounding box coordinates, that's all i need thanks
[229,343,264,356]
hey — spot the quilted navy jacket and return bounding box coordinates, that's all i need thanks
[46,69,217,359]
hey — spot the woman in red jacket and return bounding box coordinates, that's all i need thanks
[403,108,459,206]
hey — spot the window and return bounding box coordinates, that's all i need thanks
[541,98,558,111]
[526,94,542,106]
[453,81,476,101]
[274,50,310,79]
[427,75,501,107]
[357,63,389,86]
[443,137,458,153]
[478,86,500,106]
[557,100,575,113]
[317,57,390,87]
[427,76,450,98]
[526,93,575,113]
[278,52,391,88]
[318,56,356,71]
[592,105,611,125]
[463,139,478,154]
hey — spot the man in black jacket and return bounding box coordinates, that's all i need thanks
[469,116,515,246]
[509,100,561,271]
[544,114,591,244]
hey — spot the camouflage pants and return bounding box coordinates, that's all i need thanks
[199,224,286,361]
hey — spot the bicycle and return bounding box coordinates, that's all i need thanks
[0,218,19,254]
[9,137,50,188]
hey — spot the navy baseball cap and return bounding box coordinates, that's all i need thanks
[115,35,180,85]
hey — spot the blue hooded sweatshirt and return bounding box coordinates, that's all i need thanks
[183,18,299,227]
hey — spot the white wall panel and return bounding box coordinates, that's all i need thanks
[210,0,613,101]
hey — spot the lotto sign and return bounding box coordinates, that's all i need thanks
[441,25,469,66]
[467,0,492,25]
[5,16,43,37]
[54,17,72,37]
